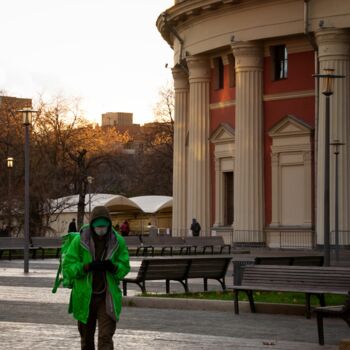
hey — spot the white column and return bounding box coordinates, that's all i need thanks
[316,29,350,245]
[186,56,211,234]
[172,66,189,237]
[231,41,264,236]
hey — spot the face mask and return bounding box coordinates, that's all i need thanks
[94,227,108,236]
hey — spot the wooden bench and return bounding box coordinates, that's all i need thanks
[0,237,40,260]
[314,292,350,345]
[233,255,324,285]
[31,237,61,258]
[137,236,186,256]
[232,265,350,318]
[183,236,231,255]
[186,256,232,291]
[122,256,232,295]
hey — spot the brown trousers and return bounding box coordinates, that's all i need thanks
[78,295,117,350]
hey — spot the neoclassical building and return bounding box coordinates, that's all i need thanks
[157,0,350,247]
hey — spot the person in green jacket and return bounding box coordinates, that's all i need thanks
[63,205,130,350]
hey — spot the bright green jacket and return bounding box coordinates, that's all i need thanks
[62,227,130,324]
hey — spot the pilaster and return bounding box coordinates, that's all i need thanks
[172,66,189,237]
[231,41,264,234]
[186,56,211,234]
[316,28,350,244]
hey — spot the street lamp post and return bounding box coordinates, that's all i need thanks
[20,108,36,274]
[7,157,14,232]
[87,176,94,217]
[314,68,345,267]
[330,140,345,262]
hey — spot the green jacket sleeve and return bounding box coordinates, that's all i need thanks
[62,235,88,281]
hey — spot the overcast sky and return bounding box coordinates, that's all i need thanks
[0,0,174,125]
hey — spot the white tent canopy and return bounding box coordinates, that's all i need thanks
[50,194,172,215]
[104,195,142,212]
[129,196,173,214]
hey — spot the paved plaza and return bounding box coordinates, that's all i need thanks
[0,258,348,349]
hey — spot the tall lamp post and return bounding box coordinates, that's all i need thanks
[20,108,36,274]
[7,157,14,232]
[314,69,344,266]
[330,139,345,262]
[87,176,94,217]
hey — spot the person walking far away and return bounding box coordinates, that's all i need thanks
[68,218,77,233]
[120,220,130,237]
[190,218,201,237]
[63,206,130,350]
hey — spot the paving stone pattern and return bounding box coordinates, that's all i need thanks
[0,258,346,349]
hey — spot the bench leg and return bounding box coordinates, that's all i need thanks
[234,290,239,314]
[181,279,189,293]
[140,282,146,294]
[203,278,208,292]
[166,279,170,293]
[218,278,226,291]
[316,312,325,345]
[123,281,127,296]
[247,290,256,313]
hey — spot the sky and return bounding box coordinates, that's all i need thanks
[0,0,174,125]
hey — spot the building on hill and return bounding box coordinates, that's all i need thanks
[101,112,133,126]
[157,0,350,248]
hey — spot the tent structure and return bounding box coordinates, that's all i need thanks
[47,194,172,235]
[128,196,173,214]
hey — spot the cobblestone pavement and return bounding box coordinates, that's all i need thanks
[0,258,347,349]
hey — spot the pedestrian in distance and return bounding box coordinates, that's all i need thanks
[190,218,201,237]
[68,218,77,233]
[120,220,130,237]
[63,206,130,350]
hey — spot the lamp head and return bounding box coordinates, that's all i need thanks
[19,108,37,126]
[313,68,345,96]
[7,157,13,168]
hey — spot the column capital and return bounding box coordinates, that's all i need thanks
[172,65,189,91]
[231,41,263,72]
[316,28,350,62]
[186,56,211,83]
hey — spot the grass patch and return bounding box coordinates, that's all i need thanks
[141,291,346,306]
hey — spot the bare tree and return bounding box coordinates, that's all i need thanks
[133,85,174,195]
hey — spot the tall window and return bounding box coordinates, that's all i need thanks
[224,172,234,225]
[271,45,288,80]
[213,56,224,90]
[228,54,236,88]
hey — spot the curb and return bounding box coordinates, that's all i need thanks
[122,296,307,316]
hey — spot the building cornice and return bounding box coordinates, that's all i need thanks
[156,0,242,47]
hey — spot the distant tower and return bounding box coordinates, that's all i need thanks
[101,112,133,126]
